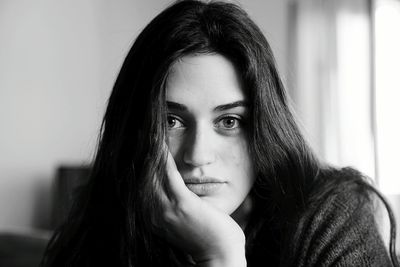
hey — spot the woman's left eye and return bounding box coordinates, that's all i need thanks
[216,116,241,130]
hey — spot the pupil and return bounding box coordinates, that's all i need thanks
[224,118,235,127]
[168,118,176,127]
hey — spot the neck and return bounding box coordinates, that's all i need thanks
[231,195,253,230]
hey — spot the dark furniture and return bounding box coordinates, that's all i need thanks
[0,165,90,267]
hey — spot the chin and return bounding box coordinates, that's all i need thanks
[199,195,234,214]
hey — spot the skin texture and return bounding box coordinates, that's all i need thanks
[152,54,256,266]
[155,151,247,266]
[166,54,255,224]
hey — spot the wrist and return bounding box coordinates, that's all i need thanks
[196,256,246,267]
[195,245,246,267]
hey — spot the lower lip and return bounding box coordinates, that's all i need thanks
[185,182,225,196]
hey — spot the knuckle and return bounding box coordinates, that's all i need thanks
[162,202,188,223]
[174,201,192,219]
[161,209,177,226]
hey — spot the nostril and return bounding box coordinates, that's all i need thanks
[183,150,215,167]
[181,125,216,167]
[182,140,215,167]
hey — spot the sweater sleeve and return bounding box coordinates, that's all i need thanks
[290,186,392,267]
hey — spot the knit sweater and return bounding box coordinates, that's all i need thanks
[286,180,392,266]
[247,170,394,267]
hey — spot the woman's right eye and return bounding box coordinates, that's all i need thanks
[167,115,184,129]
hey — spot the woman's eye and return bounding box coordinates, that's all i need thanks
[216,116,241,129]
[167,115,184,129]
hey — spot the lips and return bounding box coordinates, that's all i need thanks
[184,176,226,196]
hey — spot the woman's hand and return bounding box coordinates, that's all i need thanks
[152,149,246,267]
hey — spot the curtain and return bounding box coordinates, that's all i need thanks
[288,0,400,253]
[287,0,375,180]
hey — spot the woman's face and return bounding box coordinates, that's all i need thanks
[165,53,255,222]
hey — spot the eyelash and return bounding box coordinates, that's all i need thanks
[167,115,185,129]
[215,116,242,130]
[166,114,244,131]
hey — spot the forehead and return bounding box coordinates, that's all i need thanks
[165,54,246,105]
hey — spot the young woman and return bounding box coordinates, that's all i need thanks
[41,0,399,266]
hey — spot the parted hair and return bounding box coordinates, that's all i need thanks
[40,1,398,266]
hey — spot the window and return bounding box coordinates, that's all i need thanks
[374,0,400,194]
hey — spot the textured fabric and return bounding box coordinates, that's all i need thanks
[287,182,392,267]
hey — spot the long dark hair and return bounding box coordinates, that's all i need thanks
[41,1,398,266]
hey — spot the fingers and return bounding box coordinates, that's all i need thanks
[152,143,190,205]
[151,142,195,231]
[151,147,187,232]
[165,149,192,201]
[153,171,169,204]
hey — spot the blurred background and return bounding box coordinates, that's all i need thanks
[0,0,399,265]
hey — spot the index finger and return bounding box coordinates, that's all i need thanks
[164,146,193,201]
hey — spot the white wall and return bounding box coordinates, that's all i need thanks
[0,0,288,231]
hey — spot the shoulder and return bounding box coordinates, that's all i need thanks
[287,167,392,267]
[306,167,372,217]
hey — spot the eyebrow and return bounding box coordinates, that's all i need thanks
[167,100,248,112]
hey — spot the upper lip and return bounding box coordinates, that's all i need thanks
[184,176,225,184]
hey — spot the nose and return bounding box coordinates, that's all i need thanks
[183,126,216,167]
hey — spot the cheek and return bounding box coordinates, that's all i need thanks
[220,140,254,180]
[167,135,182,157]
